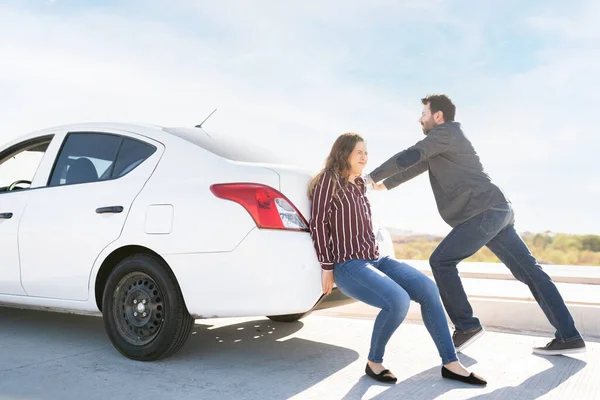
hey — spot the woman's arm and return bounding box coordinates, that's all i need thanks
[309,171,335,271]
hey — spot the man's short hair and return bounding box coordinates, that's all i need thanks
[421,94,456,122]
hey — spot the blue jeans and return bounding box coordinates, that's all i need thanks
[333,256,458,365]
[430,202,581,342]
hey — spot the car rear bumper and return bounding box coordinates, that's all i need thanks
[164,228,324,318]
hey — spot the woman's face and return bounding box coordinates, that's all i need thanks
[347,140,368,177]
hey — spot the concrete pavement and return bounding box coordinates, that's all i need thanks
[1,307,598,399]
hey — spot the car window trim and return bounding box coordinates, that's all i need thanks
[0,135,54,165]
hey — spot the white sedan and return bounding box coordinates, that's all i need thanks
[0,122,395,360]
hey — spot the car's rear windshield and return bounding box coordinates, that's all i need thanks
[163,127,286,164]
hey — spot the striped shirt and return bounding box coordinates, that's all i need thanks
[309,171,379,270]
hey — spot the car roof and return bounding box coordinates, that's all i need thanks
[4,122,288,165]
[4,122,205,148]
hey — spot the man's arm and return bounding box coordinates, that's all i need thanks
[383,160,428,190]
[368,124,453,183]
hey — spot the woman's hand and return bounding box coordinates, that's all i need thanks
[322,270,334,295]
[372,182,387,191]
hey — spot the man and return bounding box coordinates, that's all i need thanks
[365,94,585,355]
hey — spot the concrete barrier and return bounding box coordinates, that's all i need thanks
[405,297,600,339]
[406,259,600,285]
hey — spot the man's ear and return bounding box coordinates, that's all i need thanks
[434,111,445,124]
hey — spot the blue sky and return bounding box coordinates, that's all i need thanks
[1,0,598,235]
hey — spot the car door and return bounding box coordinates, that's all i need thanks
[18,130,163,300]
[0,135,53,295]
[0,192,29,295]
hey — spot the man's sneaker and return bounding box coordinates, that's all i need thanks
[452,327,485,352]
[532,338,586,356]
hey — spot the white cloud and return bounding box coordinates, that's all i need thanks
[526,0,600,41]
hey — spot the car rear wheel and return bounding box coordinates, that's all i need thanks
[267,311,312,323]
[102,254,194,361]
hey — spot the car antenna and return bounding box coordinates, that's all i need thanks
[195,108,217,130]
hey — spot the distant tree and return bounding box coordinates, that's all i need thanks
[552,234,582,251]
[581,235,600,252]
[532,233,552,249]
[393,232,600,266]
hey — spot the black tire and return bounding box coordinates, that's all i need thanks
[267,311,311,323]
[102,253,194,361]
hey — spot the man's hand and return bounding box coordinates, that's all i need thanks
[364,174,387,192]
[372,182,387,191]
[322,270,334,295]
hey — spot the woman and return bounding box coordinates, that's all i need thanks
[308,132,486,385]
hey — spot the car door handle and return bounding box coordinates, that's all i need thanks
[0,212,13,219]
[96,206,124,214]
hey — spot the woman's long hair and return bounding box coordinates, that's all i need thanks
[307,132,364,199]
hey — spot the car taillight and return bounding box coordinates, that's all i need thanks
[210,183,309,232]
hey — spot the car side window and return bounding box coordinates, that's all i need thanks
[49,133,157,187]
[49,133,122,186]
[0,137,52,193]
[110,138,156,179]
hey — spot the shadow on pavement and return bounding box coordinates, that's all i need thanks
[466,354,587,400]
[341,353,482,399]
[340,350,587,400]
[0,307,359,400]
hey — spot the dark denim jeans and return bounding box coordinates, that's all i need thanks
[334,256,458,364]
[430,202,581,341]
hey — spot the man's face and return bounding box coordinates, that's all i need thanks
[418,103,439,135]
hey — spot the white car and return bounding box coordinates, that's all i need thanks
[0,122,395,360]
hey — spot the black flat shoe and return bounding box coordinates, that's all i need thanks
[441,366,487,386]
[365,363,397,383]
